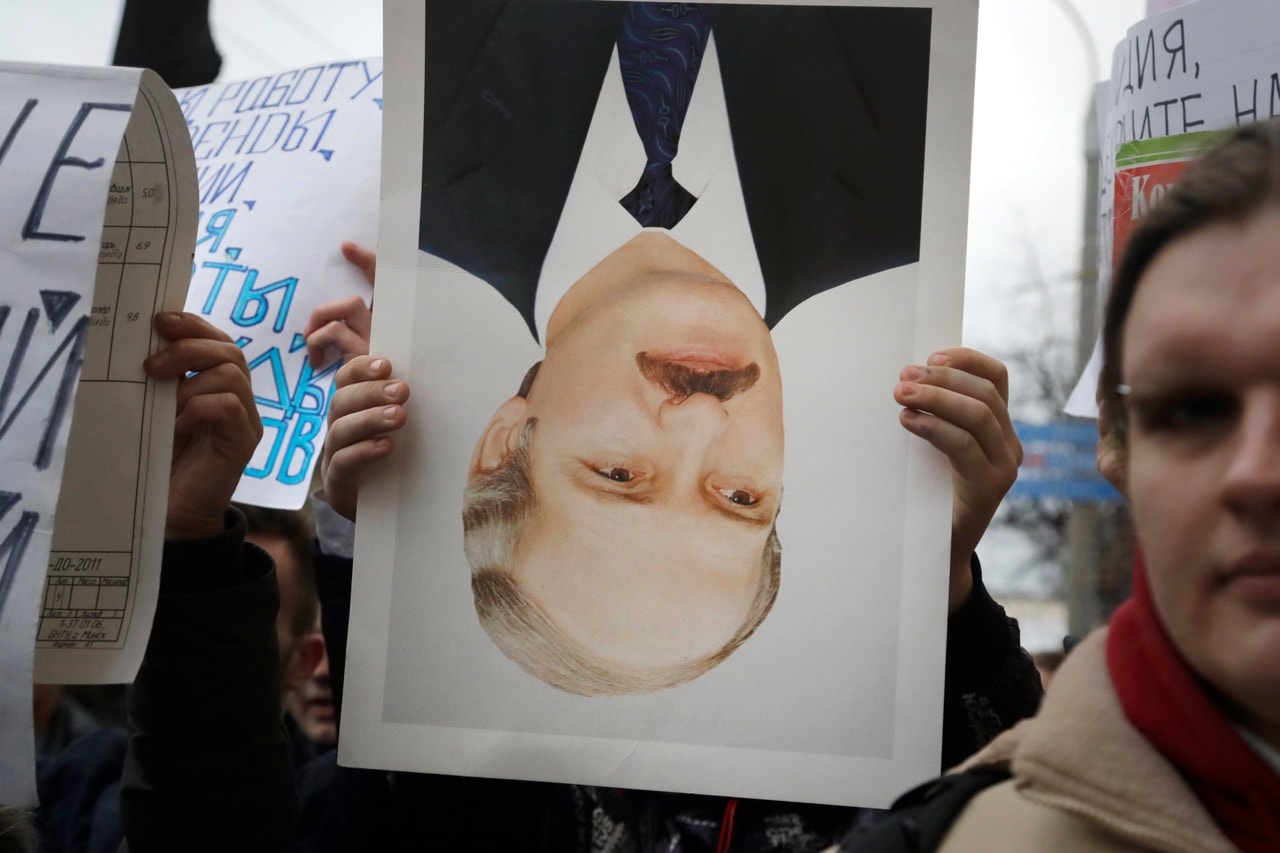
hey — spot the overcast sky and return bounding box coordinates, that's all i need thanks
[4,0,1148,385]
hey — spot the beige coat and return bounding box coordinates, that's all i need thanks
[939,630,1233,852]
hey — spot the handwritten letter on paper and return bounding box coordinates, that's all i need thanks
[179,60,382,509]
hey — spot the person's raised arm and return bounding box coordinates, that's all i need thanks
[308,355,410,731]
[303,241,375,369]
[894,347,1022,613]
[303,241,382,550]
[121,312,294,852]
[146,312,263,538]
[319,354,408,523]
[894,347,1041,767]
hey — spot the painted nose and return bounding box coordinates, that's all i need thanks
[657,392,729,444]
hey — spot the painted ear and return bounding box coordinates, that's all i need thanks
[469,396,529,475]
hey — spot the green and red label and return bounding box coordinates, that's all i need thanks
[1113,130,1226,259]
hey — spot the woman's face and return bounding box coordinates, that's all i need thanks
[1121,208,1280,745]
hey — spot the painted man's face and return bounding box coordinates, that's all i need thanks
[470,233,783,673]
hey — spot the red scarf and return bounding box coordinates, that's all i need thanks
[1107,553,1280,852]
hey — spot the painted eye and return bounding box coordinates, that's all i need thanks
[596,466,634,483]
[720,487,758,506]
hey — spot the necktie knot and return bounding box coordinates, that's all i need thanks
[618,3,710,228]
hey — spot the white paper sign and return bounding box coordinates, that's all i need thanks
[1067,0,1280,416]
[34,70,196,687]
[0,62,143,807]
[344,0,977,809]
[178,60,382,510]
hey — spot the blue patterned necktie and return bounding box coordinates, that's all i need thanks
[617,3,711,229]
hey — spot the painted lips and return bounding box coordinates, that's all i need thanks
[641,347,743,372]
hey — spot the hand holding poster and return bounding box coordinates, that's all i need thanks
[343,0,979,808]
[178,60,382,509]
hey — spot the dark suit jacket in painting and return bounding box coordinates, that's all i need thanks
[418,0,932,339]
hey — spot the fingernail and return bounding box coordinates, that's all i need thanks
[928,352,949,366]
[371,358,386,373]
[155,312,181,326]
[145,350,167,369]
[897,381,919,398]
[902,365,925,381]
[383,405,399,420]
[385,381,401,399]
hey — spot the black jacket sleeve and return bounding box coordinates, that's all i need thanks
[939,555,1043,769]
[119,510,295,852]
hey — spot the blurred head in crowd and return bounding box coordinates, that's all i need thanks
[282,611,336,749]
[236,504,324,697]
[1101,119,1280,752]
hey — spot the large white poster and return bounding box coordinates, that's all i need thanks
[345,0,977,808]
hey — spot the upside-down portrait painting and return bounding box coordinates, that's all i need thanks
[345,0,979,807]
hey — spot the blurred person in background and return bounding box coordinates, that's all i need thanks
[235,504,328,765]
[283,612,336,753]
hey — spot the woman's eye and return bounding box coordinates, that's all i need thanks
[595,466,634,483]
[719,487,758,506]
